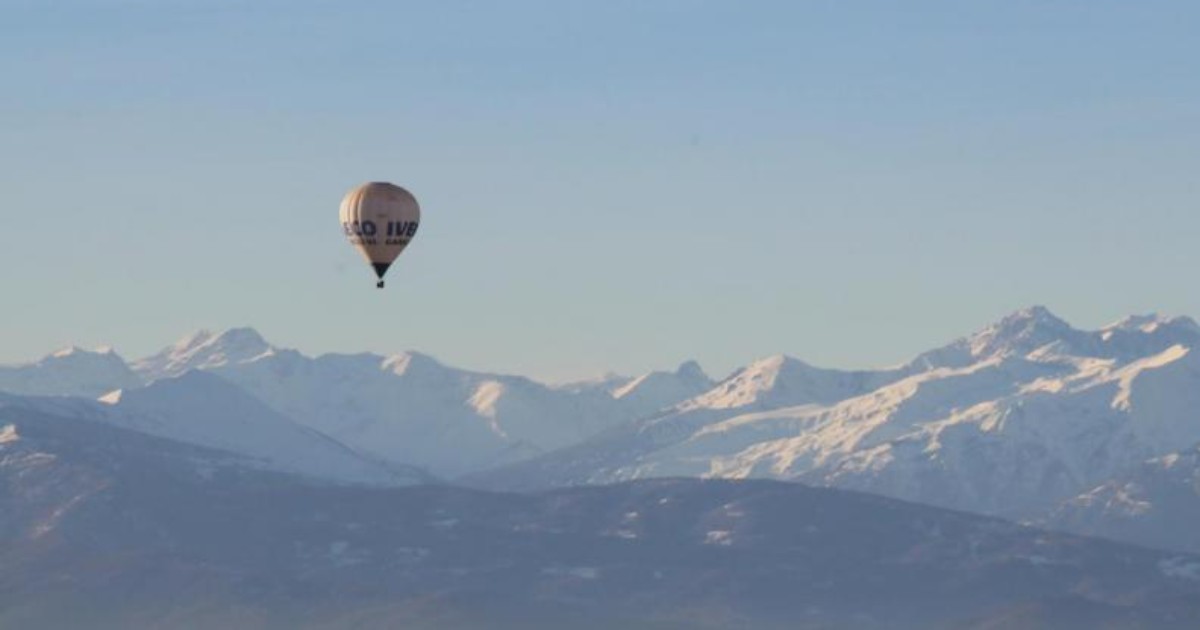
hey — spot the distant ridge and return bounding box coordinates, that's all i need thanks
[5,307,1200,555]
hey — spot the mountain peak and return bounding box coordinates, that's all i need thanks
[212,326,268,346]
[1171,315,1200,333]
[381,351,447,377]
[749,353,809,373]
[172,329,215,349]
[0,345,140,398]
[1105,313,1200,335]
[685,353,870,411]
[958,306,1076,361]
[609,360,716,412]
[549,372,632,393]
[49,346,81,359]
[133,327,275,381]
[994,305,1069,332]
[1107,313,1164,332]
[675,359,708,381]
[46,345,123,362]
[207,328,272,360]
[176,327,269,353]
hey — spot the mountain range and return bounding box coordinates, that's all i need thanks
[470,307,1200,552]
[2,327,714,478]
[4,306,1200,561]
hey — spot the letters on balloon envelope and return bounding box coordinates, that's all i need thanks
[339,182,421,288]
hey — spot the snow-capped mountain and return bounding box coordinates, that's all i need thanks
[124,330,715,477]
[202,349,643,476]
[611,359,714,412]
[131,327,276,381]
[907,305,1086,370]
[472,308,1200,525]
[96,371,421,485]
[911,306,1200,369]
[8,307,1200,554]
[0,346,143,398]
[681,353,910,412]
[2,330,717,480]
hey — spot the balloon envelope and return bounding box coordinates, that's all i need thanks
[339,182,420,286]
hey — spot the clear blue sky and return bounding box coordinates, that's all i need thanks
[2,0,1198,380]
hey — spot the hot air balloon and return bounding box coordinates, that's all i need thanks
[339,182,420,288]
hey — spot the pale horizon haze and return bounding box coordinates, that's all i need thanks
[3,1,1198,381]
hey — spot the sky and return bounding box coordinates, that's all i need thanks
[2,0,1198,381]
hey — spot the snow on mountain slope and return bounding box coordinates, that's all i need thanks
[911,306,1200,370]
[125,330,717,478]
[548,371,633,395]
[611,360,714,413]
[131,327,275,381]
[907,306,1086,370]
[0,346,144,398]
[190,346,642,477]
[1048,443,1200,554]
[460,348,945,489]
[683,354,912,412]
[551,360,714,415]
[472,308,1200,523]
[96,370,421,485]
[11,308,1200,537]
